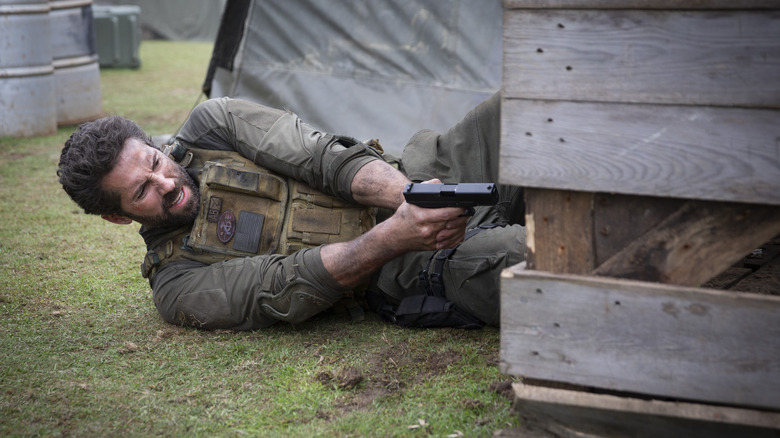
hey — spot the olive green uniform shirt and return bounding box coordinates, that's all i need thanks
[143,97,378,330]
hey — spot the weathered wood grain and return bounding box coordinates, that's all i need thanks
[525,189,595,274]
[499,99,780,205]
[702,237,780,292]
[593,200,780,285]
[593,193,684,266]
[732,250,780,294]
[503,9,780,107]
[503,0,780,10]
[701,266,754,291]
[500,265,780,410]
[510,382,780,438]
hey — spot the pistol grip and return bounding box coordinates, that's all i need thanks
[459,206,476,217]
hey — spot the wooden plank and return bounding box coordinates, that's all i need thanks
[499,265,780,410]
[702,266,754,290]
[703,237,780,292]
[504,0,780,9]
[502,10,780,107]
[593,193,684,266]
[524,188,595,274]
[509,382,780,438]
[499,99,780,205]
[593,200,780,285]
[743,238,780,272]
[732,249,780,294]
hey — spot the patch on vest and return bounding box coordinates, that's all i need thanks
[217,210,236,243]
[233,211,265,254]
[207,196,223,222]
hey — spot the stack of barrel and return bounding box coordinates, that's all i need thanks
[1,0,102,137]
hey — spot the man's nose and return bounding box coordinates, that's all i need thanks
[153,173,176,193]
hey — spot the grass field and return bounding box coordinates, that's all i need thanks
[0,40,518,437]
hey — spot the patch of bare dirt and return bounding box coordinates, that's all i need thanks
[315,344,467,415]
[422,350,462,376]
[316,366,364,389]
[488,380,515,400]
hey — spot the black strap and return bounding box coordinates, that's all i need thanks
[366,293,484,329]
[366,223,499,329]
[419,224,498,297]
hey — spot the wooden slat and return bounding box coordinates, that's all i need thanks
[703,237,780,292]
[593,193,684,266]
[524,189,595,274]
[732,249,780,294]
[503,0,780,10]
[500,265,780,410]
[510,382,780,438]
[593,200,780,285]
[701,266,754,291]
[502,10,780,107]
[499,99,780,205]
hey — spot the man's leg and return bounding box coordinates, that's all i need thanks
[401,92,502,184]
[370,92,528,327]
[371,190,527,328]
[400,91,524,224]
[370,222,526,327]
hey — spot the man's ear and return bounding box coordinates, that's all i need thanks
[101,214,133,225]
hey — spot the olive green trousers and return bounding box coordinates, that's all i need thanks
[372,92,527,327]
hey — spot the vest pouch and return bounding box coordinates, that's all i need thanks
[279,180,376,255]
[189,161,288,257]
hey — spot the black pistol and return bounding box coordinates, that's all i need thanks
[403,182,499,215]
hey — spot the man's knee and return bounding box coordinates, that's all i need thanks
[442,224,526,326]
[257,253,344,325]
[258,278,340,325]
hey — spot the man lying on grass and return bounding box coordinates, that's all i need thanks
[57,93,526,331]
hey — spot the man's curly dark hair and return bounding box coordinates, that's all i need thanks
[57,116,153,215]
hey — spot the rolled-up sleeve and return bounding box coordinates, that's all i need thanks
[155,97,369,330]
[176,97,379,203]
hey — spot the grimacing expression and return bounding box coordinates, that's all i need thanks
[102,138,200,228]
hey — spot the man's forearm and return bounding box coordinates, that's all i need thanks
[320,220,403,288]
[323,161,413,288]
[349,160,409,210]
[320,202,469,288]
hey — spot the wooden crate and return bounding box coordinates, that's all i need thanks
[500,3,780,206]
[502,381,780,438]
[501,265,780,411]
[498,1,780,435]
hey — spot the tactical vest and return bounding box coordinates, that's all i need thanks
[140,143,377,280]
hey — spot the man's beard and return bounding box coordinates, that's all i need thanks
[127,165,201,229]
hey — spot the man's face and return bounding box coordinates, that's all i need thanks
[102,138,200,228]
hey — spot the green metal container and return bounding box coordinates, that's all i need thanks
[92,4,141,69]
